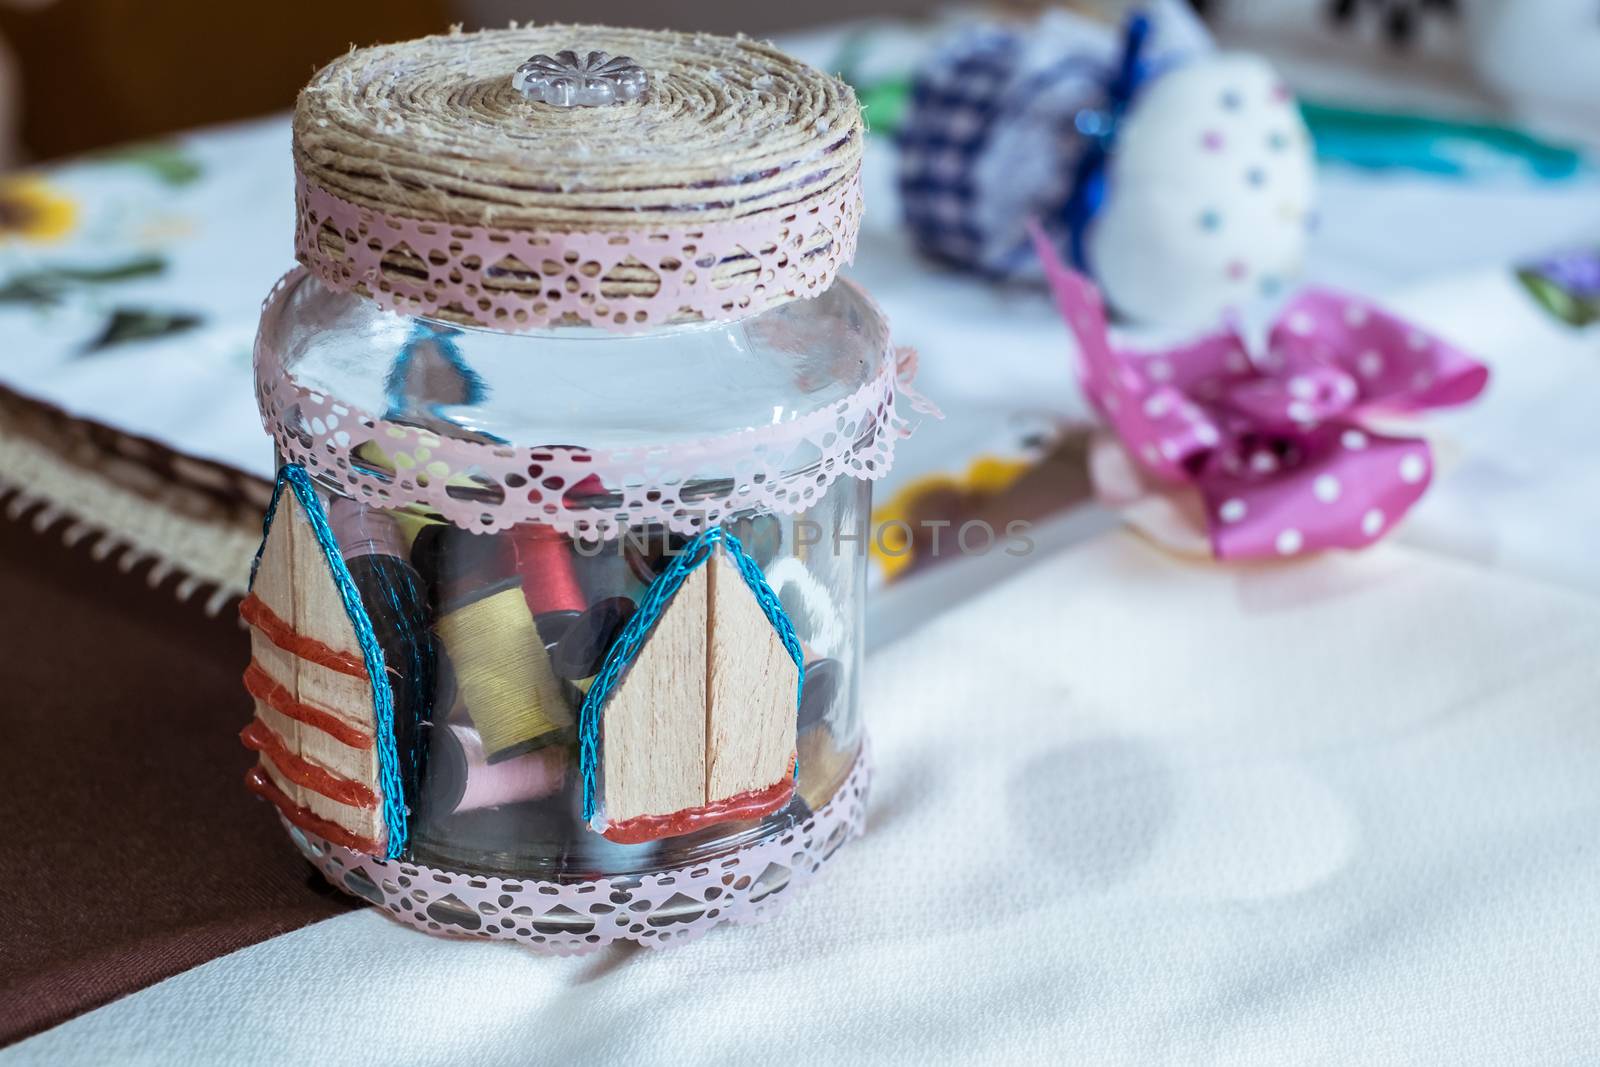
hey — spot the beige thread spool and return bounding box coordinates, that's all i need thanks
[434,580,573,763]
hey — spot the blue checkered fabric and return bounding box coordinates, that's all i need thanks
[896,16,1161,281]
[896,29,1023,274]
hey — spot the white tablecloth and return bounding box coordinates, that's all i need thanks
[15,533,1600,1064]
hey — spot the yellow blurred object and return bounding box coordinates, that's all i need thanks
[870,454,1033,579]
[0,174,75,242]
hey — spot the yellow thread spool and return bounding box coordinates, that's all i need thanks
[435,584,572,763]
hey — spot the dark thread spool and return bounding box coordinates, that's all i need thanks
[534,608,580,647]
[622,524,690,585]
[408,522,446,616]
[551,596,637,681]
[328,498,437,797]
[425,723,566,816]
[410,522,493,728]
[570,534,634,606]
[534,608,590,712]
[410,522,514,613]
[798,657,842,733]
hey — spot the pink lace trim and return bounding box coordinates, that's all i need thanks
[286,742,870,954]
[255,271,919,535]
[294,174,863,334]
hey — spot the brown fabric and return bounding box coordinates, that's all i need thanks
[0,383,271,609]
[0,0,451,160]
[0,384,273,523]
[0,497,359,1048]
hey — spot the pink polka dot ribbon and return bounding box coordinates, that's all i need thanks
[1033,228,1490,560]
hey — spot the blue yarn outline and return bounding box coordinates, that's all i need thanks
[250,464,408,859]
[577,526,806,824]
[382,321,488,425]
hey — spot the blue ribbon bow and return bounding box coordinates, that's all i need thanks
[1058,11,1154,273]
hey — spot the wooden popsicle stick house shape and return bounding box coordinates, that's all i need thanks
[581,527,805,844]
[238,465,406,858]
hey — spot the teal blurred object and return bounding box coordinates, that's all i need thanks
[1299,100,1588,180]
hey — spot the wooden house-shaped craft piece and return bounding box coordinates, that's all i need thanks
[585,530,804,844]
[238,467,404,858]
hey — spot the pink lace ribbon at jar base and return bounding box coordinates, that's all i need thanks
[256,271,926,536]
[295,174,864,334]
[286,742,871,954]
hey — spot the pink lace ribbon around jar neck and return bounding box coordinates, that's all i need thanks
[255,270,931,536]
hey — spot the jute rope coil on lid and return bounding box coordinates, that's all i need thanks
[293,24,865,331]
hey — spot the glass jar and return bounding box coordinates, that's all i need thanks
[241,23,915,951]
[256,267,883,869]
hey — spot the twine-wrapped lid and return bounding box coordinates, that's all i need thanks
[293,24,865,331]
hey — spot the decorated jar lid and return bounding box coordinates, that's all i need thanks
[293,24,864,332]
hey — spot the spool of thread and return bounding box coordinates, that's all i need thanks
[426,723,566,815]
[434,578,573,763]
[332,499,410,562]
[796,722,856,813]
[534,608,591,712]
[622,524,690,585]
[510,522,585,617]
[408,521,446,613]
[570,533,633,605]
[410,521,512,615]
[534,609,580,647]
[328,497,437,790]
[798,657,842,733]
[561,472,612,510]
[551,596,636,681]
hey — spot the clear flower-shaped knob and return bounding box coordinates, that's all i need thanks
[513,50,647,108]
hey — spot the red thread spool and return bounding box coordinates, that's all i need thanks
[510,522,585,617]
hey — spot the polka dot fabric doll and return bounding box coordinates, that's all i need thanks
[1090,54,1315,327]
[897,0,1316,328]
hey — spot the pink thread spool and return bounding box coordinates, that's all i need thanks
[327,496,411,560]
[429,723,567,815]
